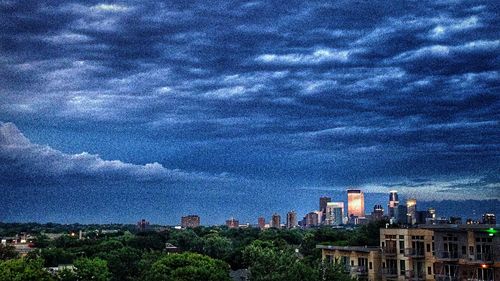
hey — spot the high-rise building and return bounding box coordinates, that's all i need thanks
[226,217,239,228]
[271,213,281,228]
[319,196,331,223]
[137,219,150,231]
[388,190,399,218]
[305,212,319,227]
[482,213,496,225]
[286,211,297,229]
[407,198,417,225]
[347,189,365,218]
[258,217,266,229]
[325,202,344,225]
[181,215,200,228]
[395,204,407,224]
[371,204,385,221]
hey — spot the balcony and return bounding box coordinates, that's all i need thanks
[350,266,368,276]
[404,248,425,258]
[381,268,398,278]
[435,251,461,261]
[464,252,495,264]
[382,247,397,256]
[435,275,459,281]
[405,270,425,281]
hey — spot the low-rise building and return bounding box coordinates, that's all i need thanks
[317,245,382,281]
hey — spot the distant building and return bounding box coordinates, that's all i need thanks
[286,211,298,229]
[371,204,385,221]
[406,198,417,225]
[258,217,266,229]
[320,196,331,223]
[304,212,319,228]
[395,205,407,224]
[137,219,150,231]
[388,190,399,219]
[347,189,365,218]
[226,217,239,228]
[449,217,462,224]
[482,213,496,225]
[181,215,200,228]
[325,202,344,226]
[271,213,281,228]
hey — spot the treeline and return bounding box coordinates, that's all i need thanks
[0,221,386,281]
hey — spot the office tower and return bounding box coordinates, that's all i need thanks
[325,202,344,225]
[395,204,407,224]
[226,217,239,228]
[388,190,399,218]
[286,211,298,229]
[181,215,200,228]
[428,208,436,219]
[347,189,365,218]
[137,219,150,231]
[371,204,384,221]
[319,196,331,223]
[407,198,417,225]
[258,217,266,229]
[271,213,281,228]
[482,213,496,225]
[305,212,319,227]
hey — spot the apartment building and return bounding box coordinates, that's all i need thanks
[319,225,499,281]
[317,245,382,281]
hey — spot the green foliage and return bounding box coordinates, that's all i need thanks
[0,258,54,281]
[144,252,231,281]
[243,240,315,281]
[39,248,75,267]
[73,257,111,281]
[0,244,18,260]
[98,247,141,281]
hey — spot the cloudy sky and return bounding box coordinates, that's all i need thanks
[1,0,498,224]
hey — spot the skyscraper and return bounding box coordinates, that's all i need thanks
[388,190,399,218]
[226,217,239,228]
[286,211,297,229]
[407,198,417,225]
[304,212,319,227]
[258,217,266,229]
[371,204,384,221]
[319,196,331,223]
[181,215,200,228]
[325,202,344,225]
[271,213,281,228]
[347,189,365,218]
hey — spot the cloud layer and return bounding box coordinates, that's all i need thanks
[0,122,230,183]
[0,0,498,204]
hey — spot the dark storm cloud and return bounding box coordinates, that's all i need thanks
[0,0,499,197]
[0,122,233,183]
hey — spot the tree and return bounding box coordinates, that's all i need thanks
[202,234,233,260]
[98,247,141,281]
[73,257,111,281]
[319,261,356,281]
[144,252,231,281]
[0,258,54,281]
[243,240,316,281]
[0,244,17,260]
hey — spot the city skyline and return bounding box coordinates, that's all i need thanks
[1,0,499,224]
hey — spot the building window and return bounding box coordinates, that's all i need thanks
[369,262,372,270]
[400,241,405,254]
[428,266,432,275]
[426,244,431,253]
[399,235,404,239]
[400,260,405,275]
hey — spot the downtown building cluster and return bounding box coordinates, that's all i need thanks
[177,189,496,230]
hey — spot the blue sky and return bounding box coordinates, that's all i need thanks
[0,0,499,224]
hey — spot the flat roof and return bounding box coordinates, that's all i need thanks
[316,245,380,253]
